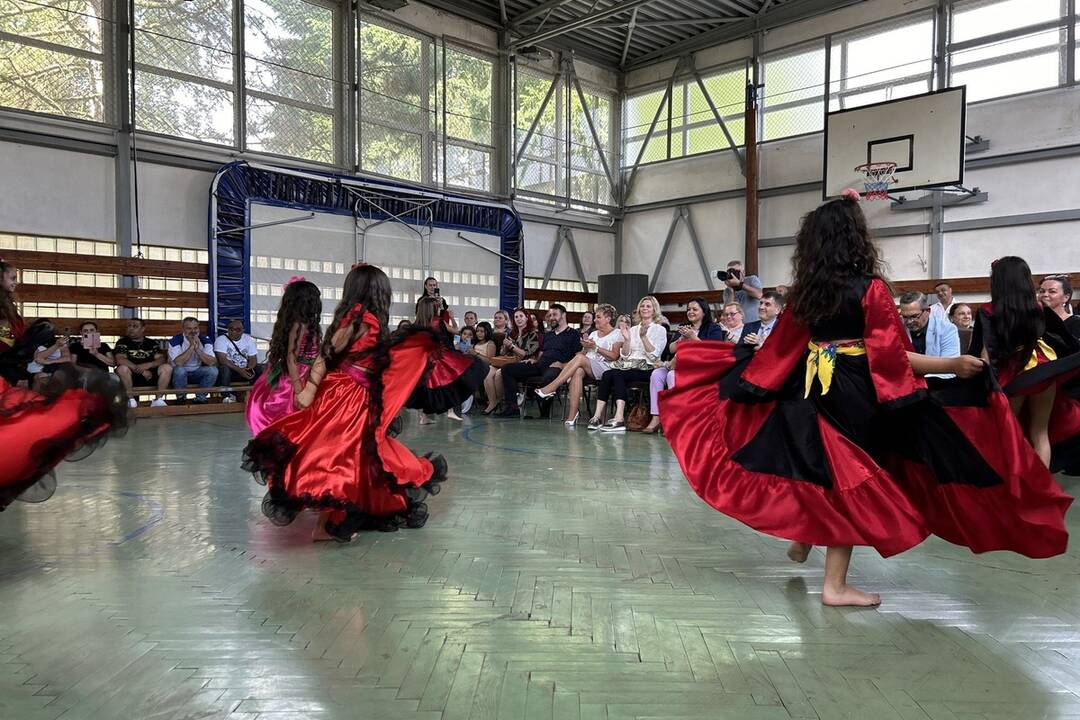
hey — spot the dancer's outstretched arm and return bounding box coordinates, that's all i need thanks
[297,323,367,407]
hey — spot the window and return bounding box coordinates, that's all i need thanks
[621,61,747,167]
[948,0,1069,102]
[570,86,614,206]
[134,0,236,145]
[244,0,337,164]
[440,46,494,191]
[516,69,564,197]
[761,42,827,141]
[0,0,108,122]
[359,18,433,183]
[829,14,935,110]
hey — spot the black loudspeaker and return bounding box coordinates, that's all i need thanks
[597,274,649,317]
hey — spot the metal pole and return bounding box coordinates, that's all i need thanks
[648,207,683,293]
[935,0,949,90]
[620,8,639,67]
[623,57,682,203]
[513,67,563,167]
[563,228,591,293]
[744,80,759,277]
[540,228,565,292]
[692,70,745,173]
[681,206,716,291]
[570,69,618,202]
[512,0,660,48]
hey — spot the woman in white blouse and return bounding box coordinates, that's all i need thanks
[587,296,668,433]
[533,304,623,426]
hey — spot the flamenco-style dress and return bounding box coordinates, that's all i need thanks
[660,276,1071,559]
[1,318,129,510]
[971,306,1080,477]
[243,305,484,533]
[245,330,319,436]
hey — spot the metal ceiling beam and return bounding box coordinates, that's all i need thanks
[620,8,639,67]
[511,0,577,28]
[758,0,777,13]
[711,0,758,16]
[593,17,743,28]
[625,0,863,68]
[499,0,508,25]
[511,0,660,48]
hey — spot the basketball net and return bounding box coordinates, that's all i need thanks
[854,162,897,201]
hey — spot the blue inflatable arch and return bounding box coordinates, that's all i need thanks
[208,161,524,331]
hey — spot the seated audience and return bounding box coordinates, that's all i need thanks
[214,319,263,403]
[471,322,495,359]
[1039,274,1080,340]
[491,309,510,354]
[463,311,478,330]
[899,291,960,376]
[738,290,783,350]
[456,326,476,353]
[533,303,623,425]
[579,310,595,337]
[719,302,744,342]
[114,318,171,408]
[482,308,538,414]
[69,320,114,372]
[396,319,411,332]
[933,281,955,315]
[587,296,667,433]
[168,316,218,404]
[948,302,974,353]
[28,322,71,391]
[643,297,724,434]
[496,304,581,418]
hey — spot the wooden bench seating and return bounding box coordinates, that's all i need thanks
[130,384,253,418]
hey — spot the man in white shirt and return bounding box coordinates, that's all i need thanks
[739,291,783,351]
[168,316,218,403]
[214,319,263,403]
[932,281,955,316]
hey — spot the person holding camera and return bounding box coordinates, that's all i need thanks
[718,260,763,321]
[417,276,459,344]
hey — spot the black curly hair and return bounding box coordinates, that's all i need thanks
[266,279,322,371]
[786,196,886,327]
[321,264,392,369]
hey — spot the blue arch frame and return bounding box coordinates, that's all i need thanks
[208,161,524,331]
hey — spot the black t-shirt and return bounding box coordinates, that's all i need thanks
[910,329,927,354]
[69,339,113,370]
[114,337,162,364]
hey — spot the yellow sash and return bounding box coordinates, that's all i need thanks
[1023,338,1057,371]
[804,340,867,398]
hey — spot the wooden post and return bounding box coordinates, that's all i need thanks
[744,82,759,277]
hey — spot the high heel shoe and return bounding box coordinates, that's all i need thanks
[534,387,555,400]
[640,424,661,434]
[564,413,579,427]
[482,406,497,415]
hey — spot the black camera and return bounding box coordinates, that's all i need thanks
[716,268,741,282]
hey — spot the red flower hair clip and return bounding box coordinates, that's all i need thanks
[284,275,306,288]
[841,187,861,202]
[352,261,368,269]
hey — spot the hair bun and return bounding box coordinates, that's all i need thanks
[841,188,861,202]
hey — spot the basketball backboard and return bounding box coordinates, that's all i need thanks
[823,87,966,199]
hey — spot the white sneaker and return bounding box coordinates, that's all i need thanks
[150,398,167,408]
[460,396,474,414]
[127,398,138,409]
[516,392,526,406]
[222,396,237,404]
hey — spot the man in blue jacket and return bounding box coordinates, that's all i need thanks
[899,291,960,376]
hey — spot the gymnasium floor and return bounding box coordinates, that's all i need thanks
[2,413,1079,720]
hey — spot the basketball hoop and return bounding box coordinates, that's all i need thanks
[854,162,897,201]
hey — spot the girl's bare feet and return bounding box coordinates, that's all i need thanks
[821,583,880,607]
[787,542,812,563]
[312,513,334,542]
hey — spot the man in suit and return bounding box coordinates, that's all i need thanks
[738,291,784,351]
[900,291,960,377]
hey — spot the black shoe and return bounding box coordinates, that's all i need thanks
[387,414,404,438]
[493,406,519,418]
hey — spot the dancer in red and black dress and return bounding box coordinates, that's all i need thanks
[243,264,484,542]
[968,257,1080,473]
[0,259,129,509]
[660,194,1072,606]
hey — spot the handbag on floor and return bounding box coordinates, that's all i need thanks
[626,401,651,432]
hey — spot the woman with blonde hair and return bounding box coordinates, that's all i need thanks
[533,303,623,425]
[587,296,668,432]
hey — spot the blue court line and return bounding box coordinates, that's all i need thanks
[460,422,680,466]
[66,485,165,546]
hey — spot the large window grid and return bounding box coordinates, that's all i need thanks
[514,66,617,209]
[621,2,1078,164]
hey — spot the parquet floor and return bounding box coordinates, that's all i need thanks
[2,413,1079,720]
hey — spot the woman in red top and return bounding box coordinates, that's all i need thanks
[660,194,1071,607]
[244,264,482,542]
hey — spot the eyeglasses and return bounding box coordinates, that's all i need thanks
[721,311,741,317]
[900,309,928,321]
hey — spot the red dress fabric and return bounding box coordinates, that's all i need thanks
[244,305,481,530]
[660,278,1071,559]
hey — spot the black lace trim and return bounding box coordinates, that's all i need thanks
[243,325,452,533]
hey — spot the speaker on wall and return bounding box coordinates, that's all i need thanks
[598,274,649,316]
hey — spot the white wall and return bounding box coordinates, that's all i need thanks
[521,218,615,283]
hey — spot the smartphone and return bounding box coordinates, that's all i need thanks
[85,331,101,350]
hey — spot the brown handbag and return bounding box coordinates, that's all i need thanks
[626,401,651,432]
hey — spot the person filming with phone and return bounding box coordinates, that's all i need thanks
[717,260,763,321]
[418,276,459,339]
[69,320,114,372]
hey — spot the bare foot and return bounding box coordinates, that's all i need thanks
[821,584,881,607]
[447,409,463,421]
[312,527,335,542]
[787,542,812,563]
[419,414,435,425]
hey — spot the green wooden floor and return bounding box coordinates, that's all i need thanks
[2,413,1079,720]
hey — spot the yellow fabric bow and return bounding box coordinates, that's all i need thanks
[804,340,867,398]
[1023,338,1057,371]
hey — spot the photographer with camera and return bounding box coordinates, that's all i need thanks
[717,260,763,321]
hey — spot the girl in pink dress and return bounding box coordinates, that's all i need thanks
[245,277,322,435]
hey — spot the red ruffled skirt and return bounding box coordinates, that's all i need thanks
[660,341,1071,558]
[243,330,483,532]
[1,368,129,510]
